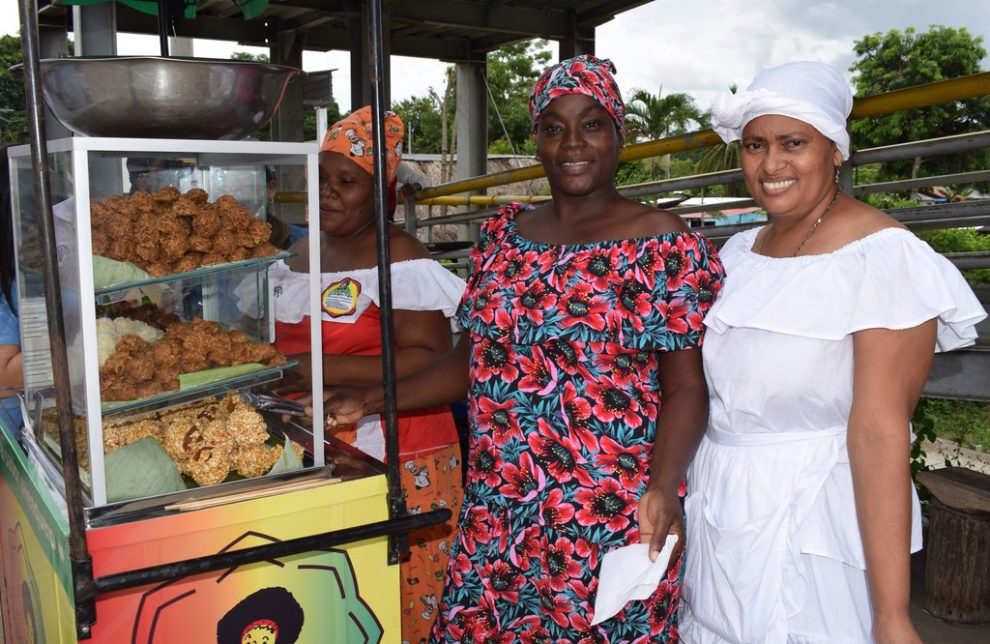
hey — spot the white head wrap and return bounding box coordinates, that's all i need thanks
[708,61,854,159]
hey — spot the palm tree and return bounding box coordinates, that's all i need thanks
[624,87,704,180]
[693,85,746,197]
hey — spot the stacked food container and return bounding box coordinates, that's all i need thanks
[0,58,402,643]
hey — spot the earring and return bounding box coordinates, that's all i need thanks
[834,166,841,184]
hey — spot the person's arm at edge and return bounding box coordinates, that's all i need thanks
[0,344,22,397]
[849,322,934,644]
[638,347,709,562]
[325,332,470,425]
[318,307,453,387]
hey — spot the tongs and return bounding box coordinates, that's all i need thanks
[239,389,308,416]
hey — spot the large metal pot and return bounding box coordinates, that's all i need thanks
[38,56,300,140]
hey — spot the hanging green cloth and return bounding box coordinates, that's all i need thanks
[57,0,270,22]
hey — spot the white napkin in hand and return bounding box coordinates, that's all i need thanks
[590,535,679,626]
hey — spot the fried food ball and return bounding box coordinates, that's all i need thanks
[187,234,213,253]
[234,444,281,478]
[99,351,131,379]
[104,212,134,240]
[134,239,161,264]
[212,231,239,256]
[251,242,278,259]
[200,252,227,267]
[159,235,189,264]
[155,214,190,238]
[152,186,181,204]
[192,208,222,238]
[226,406,269,447]
[171,255,200,274]
[130,191,155,212]
[201,419,236,460]
[226,246,249,262]
[144,262,173,277]
[246,219,272,246]
[90,201,113,228]
[103,419,162,453]
[206,333,233,367]
[135,380,165,399]
[162,416,204,461]
[91,229,109,256]
[102,194,129,212]
[184,188,209,204]
[191,401,224,426]
[123,352,155,383]
[183,445,232,486]
[105,239,133,262]
[101,382,139,401]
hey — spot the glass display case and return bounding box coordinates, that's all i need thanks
[8,137,326,507]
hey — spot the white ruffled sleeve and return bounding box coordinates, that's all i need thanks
[362,258,466,321]
[705,228,987,351]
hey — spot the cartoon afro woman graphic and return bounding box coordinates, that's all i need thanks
[217,587,304,644]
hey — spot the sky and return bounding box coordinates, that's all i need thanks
[4,0,990,112]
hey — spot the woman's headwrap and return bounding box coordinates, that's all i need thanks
[708,61,853,159]
[529,55,625,138]
[321,105,404,182]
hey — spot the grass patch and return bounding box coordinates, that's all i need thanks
[916,397,990,453]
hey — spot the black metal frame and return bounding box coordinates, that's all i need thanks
[14,0,439,639]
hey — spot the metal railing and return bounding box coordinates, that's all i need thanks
[404,71,990,241]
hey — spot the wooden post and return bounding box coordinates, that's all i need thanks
[918,468,990,623]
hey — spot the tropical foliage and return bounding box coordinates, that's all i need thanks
[849,26,990,184]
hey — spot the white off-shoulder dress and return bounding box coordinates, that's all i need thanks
[680,227,987,644]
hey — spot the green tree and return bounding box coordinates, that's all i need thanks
[1,35,30,144]
[485,40,552,154]
[394,95,444,155]
[849,26,990,183]
[229,51,339,141]
[624,87,703,180]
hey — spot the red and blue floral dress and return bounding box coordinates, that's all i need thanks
[430,203,724,643]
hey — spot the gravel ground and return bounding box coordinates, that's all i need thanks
[921,438,990,474]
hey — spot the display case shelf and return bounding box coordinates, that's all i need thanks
[9,137,324,507]
[98,361,298,416]
[94,251,296,296]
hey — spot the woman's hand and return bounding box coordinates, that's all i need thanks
[325,385,378,428]
[873,614,922,644]
[637,485,684,567]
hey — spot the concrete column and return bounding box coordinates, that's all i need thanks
[38,24,70,140]
[71,4,116,56]
[455,60,487,241]
[558,15,595,60]
[269,29,305,142]
[349,10,369,111]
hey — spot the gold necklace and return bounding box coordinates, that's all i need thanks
[757,189,841,257]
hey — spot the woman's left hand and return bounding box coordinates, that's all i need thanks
[638,485,684,567]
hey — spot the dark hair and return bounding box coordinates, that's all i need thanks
[216,586,304,644]
[0,145,16,314]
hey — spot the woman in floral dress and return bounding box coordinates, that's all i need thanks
[326,56,724,642]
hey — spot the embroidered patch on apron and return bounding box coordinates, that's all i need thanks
[322,277,361,317]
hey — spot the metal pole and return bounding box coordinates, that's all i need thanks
[81,509,451,599]
[366,0,407,565]
[156,0,170,57]
[16,0,95,638]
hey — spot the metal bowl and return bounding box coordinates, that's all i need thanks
[38,56,300,140]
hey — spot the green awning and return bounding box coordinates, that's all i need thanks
[58,0,269,22]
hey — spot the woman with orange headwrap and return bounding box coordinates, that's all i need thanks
[260,106,466,642]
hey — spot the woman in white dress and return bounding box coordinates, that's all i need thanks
[679,61,987,643]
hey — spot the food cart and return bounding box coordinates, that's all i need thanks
[0,1,444,641]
